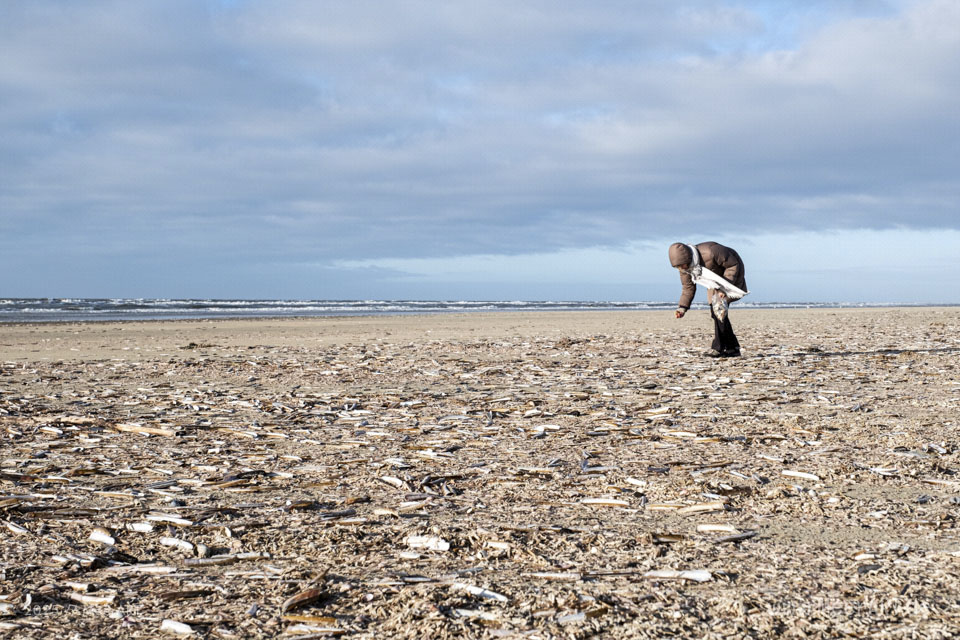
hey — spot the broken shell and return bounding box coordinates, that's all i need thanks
[454,609,500,622]
[450,583,509,602]
[379,476,405,489]
[517,467,555,476]
[159,537,195,553]
[581,498,630,507]
[281,588,327,614]
[646,503,684,511]
[5,521,29,536]
[183,555,238,567]
[781,470,820,482]
[696,524,738,533]
[65,591,117,606]
[160,619,194,636]
[678,501,726,515]
[521,572,581,581]
[643,569,712,582]
[146,514,193,527]
[713,531,758,544]
[89,527,116,546]
[404,535,450,552]
[652,533,685,544]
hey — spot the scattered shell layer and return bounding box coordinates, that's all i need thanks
[1,308,960,639]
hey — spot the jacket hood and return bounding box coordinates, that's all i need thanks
[668,243,693,267]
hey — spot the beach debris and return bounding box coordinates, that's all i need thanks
[65,591,117,606]
[581,497,630,507]
[522,572,582,581]
[159,537,195,554]
[5,521,29,536]
[713,531,758,544]
[88,527,116,545]
[450,583,509,602]
[781,470,821,482]
[404,535,450,551]
[678,501,726,515]
[113,422,178,437]
[697,523,738,533]
[160,619,194,636]
[454,608,500,622]
[2,308,959,638]
[281,588,328,614]
[643,569,713,583]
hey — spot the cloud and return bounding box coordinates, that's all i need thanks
[1,0,958,296]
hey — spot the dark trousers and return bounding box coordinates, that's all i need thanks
[710,306,740,353]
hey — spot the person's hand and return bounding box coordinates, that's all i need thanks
[675,309,685,319]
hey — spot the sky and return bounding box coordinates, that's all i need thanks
[1,0,959,303]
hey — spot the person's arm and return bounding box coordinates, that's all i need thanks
[676,270,695,317]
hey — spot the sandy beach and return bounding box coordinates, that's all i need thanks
[2,307,960,638]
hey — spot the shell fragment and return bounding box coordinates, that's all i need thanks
[643,569,713,583]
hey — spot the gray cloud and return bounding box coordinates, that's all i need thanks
[1,0,958,294]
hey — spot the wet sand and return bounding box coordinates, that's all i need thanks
[2,308,960,638]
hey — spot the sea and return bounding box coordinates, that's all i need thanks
[0,298,936,323]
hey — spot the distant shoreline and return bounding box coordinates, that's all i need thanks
[1,298,956,324]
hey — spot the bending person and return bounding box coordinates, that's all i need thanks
[668,241,747,358]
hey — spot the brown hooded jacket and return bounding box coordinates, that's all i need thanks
[669,242,747,310]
